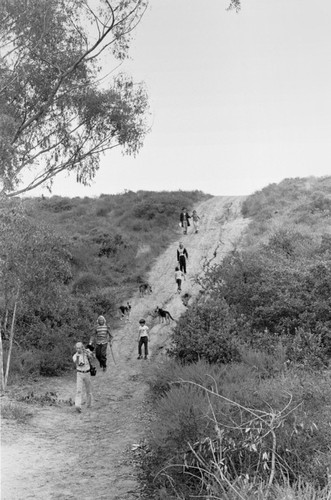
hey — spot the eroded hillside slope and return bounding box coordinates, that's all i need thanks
[1,196,249,500]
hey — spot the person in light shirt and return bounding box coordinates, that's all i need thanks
[137,319,149,360]
[175,266,185,293]
[72,342,94,413]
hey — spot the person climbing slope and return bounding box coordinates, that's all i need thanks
[191,209,201,233]
[175,266,185,293]
[177,242,188,274]
[137,318,149,360]
[89,315,113,372]
[179,207,191,235]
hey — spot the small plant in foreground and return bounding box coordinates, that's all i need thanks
[17,391,74,406]
[1,402,33,423]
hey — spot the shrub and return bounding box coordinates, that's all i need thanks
[239,343,288,378]
[286,328,329,369]
[169,297,242,364]
[39,345,73,376]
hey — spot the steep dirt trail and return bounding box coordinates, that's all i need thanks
[1,196,249,500]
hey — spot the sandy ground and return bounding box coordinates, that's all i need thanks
[1,196,249,500]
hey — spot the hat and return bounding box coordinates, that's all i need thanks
[97,315,106,323]
[139,319,146,324]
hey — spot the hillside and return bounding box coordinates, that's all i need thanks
[1,196,248,499]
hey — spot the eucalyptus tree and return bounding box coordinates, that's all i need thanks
[0,0,149,197]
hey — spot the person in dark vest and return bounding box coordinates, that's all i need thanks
[179,208,191,235]
[177,242,188,274]
[89,315,113,372]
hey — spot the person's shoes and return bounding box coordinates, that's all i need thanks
[144,356,148,360]
[76,407,82,413]
[103,366,107,372]
[137,355,142,359]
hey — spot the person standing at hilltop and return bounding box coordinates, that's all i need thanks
[177,242,188,274]
[179,207,191,235]
[89,315,113,372]
[191,209,201,233]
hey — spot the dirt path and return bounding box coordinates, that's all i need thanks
[1,196,249,500]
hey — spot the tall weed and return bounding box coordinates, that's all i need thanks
[143,360,331,497]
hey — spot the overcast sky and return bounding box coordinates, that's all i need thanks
[33,0,331,197]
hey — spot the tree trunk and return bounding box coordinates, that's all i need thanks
[0,325,4,393]
[3,292,19,391]
[4,308,9,338]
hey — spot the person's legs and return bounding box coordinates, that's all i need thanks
[138,338,143,358]
[143,337,149,358]
[97,343,108,369]
[183,220,187,235]
[75,372,83,412]
[180,256,186,274]
[176,278,182,292]
[96,344,102,367]
[83,373,93,408]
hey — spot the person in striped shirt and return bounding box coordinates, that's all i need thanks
[89,315,113,372]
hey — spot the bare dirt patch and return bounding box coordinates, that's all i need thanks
[1,196,248,500]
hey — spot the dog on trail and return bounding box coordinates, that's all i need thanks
[139,283,152,297]
[155,306,175,324]
[119,302,131,322]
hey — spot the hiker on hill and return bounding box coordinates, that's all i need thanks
[177,242,188,274]
[175,266,185,293]
[192,210,200,234]
[179,208,191,235]
[89,315,113,372]
[73,342,94,413]
[137,318,149,360]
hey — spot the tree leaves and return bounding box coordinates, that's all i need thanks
[0,0,149,196]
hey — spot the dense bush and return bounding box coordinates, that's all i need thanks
[169,296,242,364]
[194,237,331,353]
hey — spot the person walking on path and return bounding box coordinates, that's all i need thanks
[72,342,94,413]
[137,319,149,360]
[175,266,185,293]
[192,209,201,233]
[177,242,188,274]
[89,315,113,372]
[179,207,191,235]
